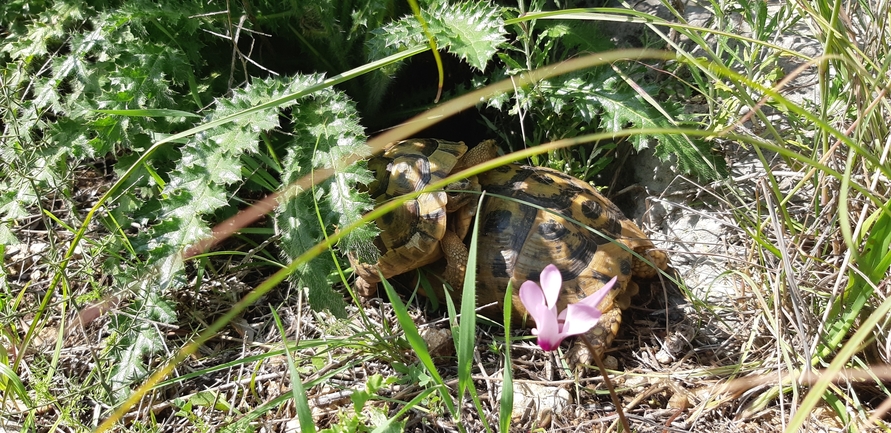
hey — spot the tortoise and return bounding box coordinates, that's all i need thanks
[349,138,493,297]
[353,138,668,362]
[421,140,668,361]
[467,161,669,361]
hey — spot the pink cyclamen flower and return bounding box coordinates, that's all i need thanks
[519,264,617,351]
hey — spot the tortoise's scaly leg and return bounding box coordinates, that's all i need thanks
[440,230,469,291]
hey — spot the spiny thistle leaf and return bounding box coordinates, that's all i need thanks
[147,76,307,259]
[276,84,373,317]
[367,0,506,71]
[107,280,178,401]
[539,68,727,180]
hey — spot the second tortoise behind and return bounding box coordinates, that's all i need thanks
[349,138,490,296]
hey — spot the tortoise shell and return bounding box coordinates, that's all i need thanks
[350,138,490,297]
[471,163,669,358]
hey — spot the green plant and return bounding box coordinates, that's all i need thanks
[484,8,725,182]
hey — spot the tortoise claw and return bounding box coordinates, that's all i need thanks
[566,305,622,368]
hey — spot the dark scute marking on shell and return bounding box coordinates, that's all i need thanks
[421,205,447,223]
[384,201,421,246]
[380,210,395,226]
[537,219,568,241]
[524,263,587,288]
[530,171,555,185]
[590,269,617,285]
[431,166,452,182]
[398,155,432,191]
[600,216,624,243]
[365,159,390,199]
[522,233,594,283]
[506,167,535,184]
[582,202,624,246]
[620,258,632,275]
[415,228,439,245]
[562,233,595,281]
[491,253,510,278]
[485,203,540,278]
[482,209,513,234]
[581,199,603,221]
[521,187,578,214]
[422,139,465,159]
[485,168,579,211]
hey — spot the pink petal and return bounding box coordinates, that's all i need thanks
[539,264,563,309]
[576,276,617,311]
[537,333,564,351]
[519,280,561,350]
[519,281,546,311]
[559,303,603,337]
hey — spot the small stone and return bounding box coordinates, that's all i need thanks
[29,242,48,255]
[497,382,571,428]
[602,354,619,370]
[419,326,453,358]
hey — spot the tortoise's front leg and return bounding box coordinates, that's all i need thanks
[440,230,469,291]
[567,305,623,368]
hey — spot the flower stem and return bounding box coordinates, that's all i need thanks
[581,335,631,432]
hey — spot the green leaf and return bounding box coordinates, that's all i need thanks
[276,81,371,317]
[457,194,485,401]
[456,193,493,433]
[0,361,33,408]
[108,285,178,400]
[93,108,200,118]
[271,308,316,433]
[499,281,514,432]
[540,68,727,180]
[819,199,891,358]
[367,0,506,71]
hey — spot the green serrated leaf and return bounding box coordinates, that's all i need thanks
[93,108,200,117]
[429,1,506,71]
[276,81,372,317]
[108,285,177,401]
[538,68,726,180]
[367,0,506,71]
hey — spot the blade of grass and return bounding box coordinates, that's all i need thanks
[456,192,492,432]
[92,108,201,118]
[787,293,891,432]
[0,360,32,408]
[499,281,514,433]
[819,199,891,358]
[380,275,459,425]
[456,193,485,402]
[407,0,445,102]
[217,352,371,430]
[370,387,438,433]
[270,308,315,433]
